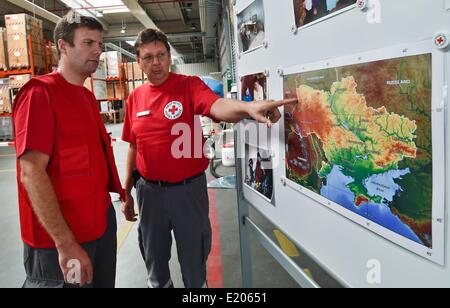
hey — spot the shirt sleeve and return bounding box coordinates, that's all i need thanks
[189,76,220,120]
[122,93,136,144]
[14,82,55,159]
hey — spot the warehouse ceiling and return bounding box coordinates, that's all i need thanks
[0,0,222,63]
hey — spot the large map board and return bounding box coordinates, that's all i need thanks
[283,44,445,265]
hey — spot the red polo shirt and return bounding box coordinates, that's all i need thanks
[122,73,220,182]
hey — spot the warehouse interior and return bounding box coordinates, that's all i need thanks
[2,0,448,290]
[0,0,343,289]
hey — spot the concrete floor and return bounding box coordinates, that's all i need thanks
[0,123,341,288]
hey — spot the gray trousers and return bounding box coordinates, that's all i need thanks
[22,206,117,288]
[136,173,212,288]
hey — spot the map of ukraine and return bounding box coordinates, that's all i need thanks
[292,76,418,206]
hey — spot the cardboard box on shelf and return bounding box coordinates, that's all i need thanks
[92,58,106,80]
[113,82,123,98]
[92,79,107,100]
[0,78,11,113]
[107,82,115,98]
[134,80,143,89]
[9,74,31,88]
[0,116,13,140]
[5,14,44,69]
[128,81,135,92]
[99,101,109,113]
[0,28,8,70]
[124,82,129,97]
[104,51,122,78]
[132,62,143,80]
[51,46,58,67]
[84,77,93,92]
[126,62,133,81]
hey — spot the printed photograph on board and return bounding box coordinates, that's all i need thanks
[293,0,357,28]
[237,0,266,53]
[245,143,274,202]
[241,72,267,102]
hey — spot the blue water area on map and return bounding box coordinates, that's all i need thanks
[364,169,410,202]
[320,165,423,245]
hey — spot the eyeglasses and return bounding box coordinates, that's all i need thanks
[140,52,168,64]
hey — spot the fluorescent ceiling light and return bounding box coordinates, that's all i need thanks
[60,0,130,14]
[88,0,130,14]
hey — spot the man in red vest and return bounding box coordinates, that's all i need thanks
[13,11,124,288]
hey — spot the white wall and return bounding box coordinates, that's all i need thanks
[234,0,450,287]
[171,62,219,77]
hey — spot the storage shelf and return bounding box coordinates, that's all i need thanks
[0,69,34,78]
[106,76,122,81]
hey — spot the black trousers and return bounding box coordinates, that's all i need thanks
[22,206,117,288]
[136,174,212,288]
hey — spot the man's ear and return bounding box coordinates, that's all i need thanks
[57,39,67,57]
[137,57,144,70]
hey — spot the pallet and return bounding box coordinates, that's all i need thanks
[0,137,13,142]
[9,64,31,70]
[8,64,45,72]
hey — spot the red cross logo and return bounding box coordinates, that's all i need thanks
[169,105,179,115]
[164,101,183,120]
[436,36,444,45]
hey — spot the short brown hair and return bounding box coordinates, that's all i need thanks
[54,11,104,57]
[134,29,171,57]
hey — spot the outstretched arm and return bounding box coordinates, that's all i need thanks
[209,98,298,127]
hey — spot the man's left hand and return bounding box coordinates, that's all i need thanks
[121,194,138,222]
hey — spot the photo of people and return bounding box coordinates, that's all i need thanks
[245,144,274,202]
[241,73,267,103]
[293,0,357,28]
[237,0,266,53]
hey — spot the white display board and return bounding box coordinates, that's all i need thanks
[234,0,450,287]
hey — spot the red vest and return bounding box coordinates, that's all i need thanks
[14,74,125,248]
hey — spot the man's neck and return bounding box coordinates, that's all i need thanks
[57,62,87,87]
[148,74,170,87]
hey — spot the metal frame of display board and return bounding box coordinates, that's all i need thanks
[234,129,322,288]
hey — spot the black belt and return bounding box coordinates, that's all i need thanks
[144,172,204,187]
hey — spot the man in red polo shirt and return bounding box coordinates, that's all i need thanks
[121,29,295,288]
[14,12,124,288]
